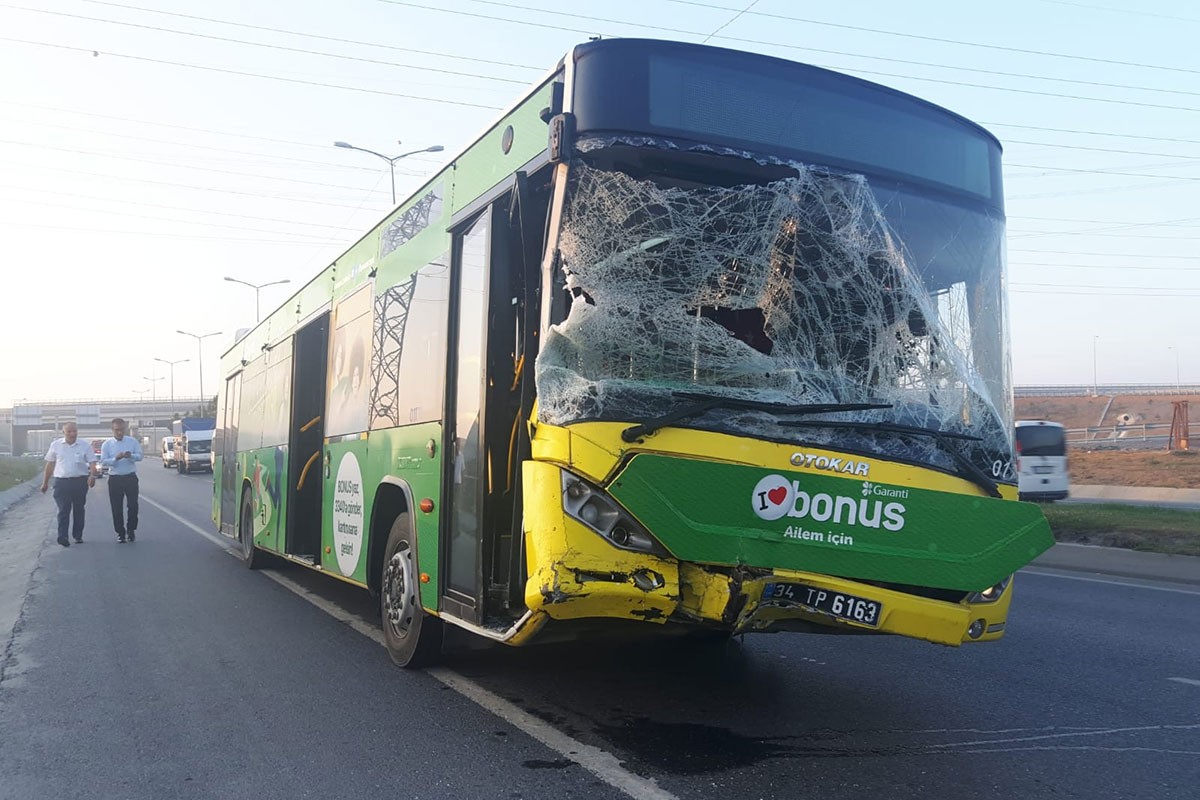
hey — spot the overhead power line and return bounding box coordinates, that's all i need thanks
[0,37,503,110]
[77,0,543,72]
[0,159,389,209]
[656,0,1200,76]
[378,1,1200,113]
[987,122,1200,147]
[68,0,1200,102]
[0,5,527,86]
[1009,249,1200,260]
[0,183,361,231]
[0,116,411,176]
[2,194,348,242]
[0,219,340,246]
[0,138,397,195]
[1012,263,1200,273]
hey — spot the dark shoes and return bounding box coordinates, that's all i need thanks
[73,537,83,544]
[57,537,70,547]
[128,531,136,543]
[117,535,126,543]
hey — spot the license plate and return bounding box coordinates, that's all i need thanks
[761,582,882,627]
[1033,465,1053,474]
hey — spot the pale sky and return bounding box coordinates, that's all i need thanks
[1,0,1197,407]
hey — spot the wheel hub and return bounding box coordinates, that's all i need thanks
[383,547,414,638]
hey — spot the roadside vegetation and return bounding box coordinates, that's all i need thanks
[0,455,42,488]
[1068,448,1200,489]
[1040,503,1200,557]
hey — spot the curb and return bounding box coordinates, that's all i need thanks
[0,477,40,515]
[1030,542,1200,587]
[1071,484,1200,506]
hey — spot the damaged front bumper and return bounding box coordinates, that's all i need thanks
[522,461,1011,647]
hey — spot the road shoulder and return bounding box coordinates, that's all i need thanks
[0,482,56,684]
[1031,541,1200,586]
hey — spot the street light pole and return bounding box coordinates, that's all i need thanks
[154,357,189,416]
[177,330,222,412]
[1092,335,1099,396]
[132,388,150,434]
[333,141,445,205]
[223,276,291,323]
[142,375,163,403]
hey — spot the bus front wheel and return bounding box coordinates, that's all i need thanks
[381,514,442,668]
[239,491,265,570]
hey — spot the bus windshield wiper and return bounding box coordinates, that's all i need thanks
[620,391,892,443]
[777,419,1001,498]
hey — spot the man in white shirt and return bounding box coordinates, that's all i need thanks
[40,422,97,547]
[100,418,144,543]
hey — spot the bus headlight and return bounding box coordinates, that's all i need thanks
[560,471,669,557]
[967,575,1012,604]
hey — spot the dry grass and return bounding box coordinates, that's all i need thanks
[0,456,42,489]
[1068,449,1200,488]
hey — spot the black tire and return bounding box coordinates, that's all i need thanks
[380,513,443,668]
[239,489,265,570]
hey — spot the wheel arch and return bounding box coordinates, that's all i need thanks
[368,478,415,596]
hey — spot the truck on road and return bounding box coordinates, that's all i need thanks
[172,418,215,474]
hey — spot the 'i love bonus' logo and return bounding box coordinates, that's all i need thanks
[751,474,794,521]
[751,473,908,530]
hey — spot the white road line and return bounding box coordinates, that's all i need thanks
[429,668,677,800]
[1168,677,1200,687]
[161,498,678,800]
[141,496,236,552]
[932,722,1200,749]
[1020,569,1200,596]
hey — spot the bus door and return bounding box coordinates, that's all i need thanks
[442,177,545,624]
[218,371,242,537]
[286,313,329,559]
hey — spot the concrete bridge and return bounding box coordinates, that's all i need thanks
[6,397,209,455]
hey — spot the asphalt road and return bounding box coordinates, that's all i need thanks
[1,462,1197,800]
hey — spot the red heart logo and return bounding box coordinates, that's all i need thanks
[767,486,788,506]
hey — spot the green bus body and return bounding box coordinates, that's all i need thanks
[214,39,1052,667]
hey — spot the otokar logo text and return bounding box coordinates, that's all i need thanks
[751,474,907,530]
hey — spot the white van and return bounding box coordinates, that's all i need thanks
[162,436,177,469]
[1015,420,1069,502]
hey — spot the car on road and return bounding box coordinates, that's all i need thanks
[162,436,177,468]
[1016,420,1070,502]
[90,439,108,478]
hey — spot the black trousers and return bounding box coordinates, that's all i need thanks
[108,473,139,536]
[52,476,89,541]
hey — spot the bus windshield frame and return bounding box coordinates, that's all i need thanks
[569,39,1003,210]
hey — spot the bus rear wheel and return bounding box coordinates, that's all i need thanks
[239,490,264,570]
[381,514,442,668]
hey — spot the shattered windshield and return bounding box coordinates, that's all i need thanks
[535,151,1012,481]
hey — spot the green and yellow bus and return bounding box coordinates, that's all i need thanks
[214,38,1053,667]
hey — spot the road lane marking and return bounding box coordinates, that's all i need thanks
[1020,569,1200,596]
[141,496,238,552]
[1169,677,1200,687]
[161,498,679,800]
[932,722,1200,749]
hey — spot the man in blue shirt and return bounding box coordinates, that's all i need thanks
[101,418,144,543]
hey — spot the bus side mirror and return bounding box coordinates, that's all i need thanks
[548,113,575,163]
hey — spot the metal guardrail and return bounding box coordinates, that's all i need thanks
[1067,421,1198,447]
[1017,384,1200,397]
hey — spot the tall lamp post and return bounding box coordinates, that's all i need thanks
[177,330,222,413]
[132,388,150,435]
[142,375,164,430]
[333,141,444,204]
[154,356,189,417]
[1092,335,1099,396]
[223,276,291,323]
